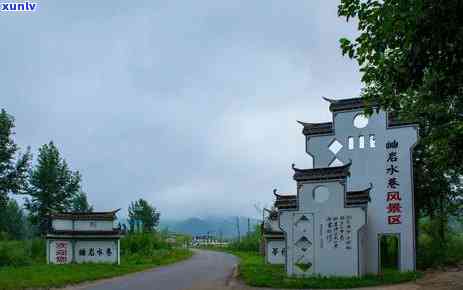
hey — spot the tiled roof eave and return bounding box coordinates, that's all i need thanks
[297,121,334,136]
[292,162,351,182]
[46,229,122,238]
[50,209,120,221]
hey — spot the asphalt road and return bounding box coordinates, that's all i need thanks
[69,249,238,290]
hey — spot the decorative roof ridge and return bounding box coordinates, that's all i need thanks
[296,120,333,136]
[47,229,122,236]
[322,96,339,104]
[346,183,373,203]
[296,120,332,126]
[322,96,378,112]
[346,183,373,207]
[273,189,296,199]
[291,160,352,173]
[291,161,352,182]
[347,183,373,194]
[50,209,120,220]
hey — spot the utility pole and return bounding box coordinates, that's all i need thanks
[247,218,251,235]
[236,216,241,242]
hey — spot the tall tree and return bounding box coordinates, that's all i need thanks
[0,199,28,240]
[71,192,93,213]
[338,0,463,252]
[0,109,31,237]
[25,142,81,234]
[128,198,160,232]
[0,109,30,208]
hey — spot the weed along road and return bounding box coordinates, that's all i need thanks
[67,250,238,290]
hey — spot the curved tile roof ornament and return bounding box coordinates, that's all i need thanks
[346,183,374,207]
[296,120,333,136]
[292,161,352,182]
[322,96,339,104]
[273,188,279,197]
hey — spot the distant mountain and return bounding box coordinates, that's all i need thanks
[160,216,260,239]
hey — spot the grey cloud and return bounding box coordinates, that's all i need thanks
[1,0,361,219]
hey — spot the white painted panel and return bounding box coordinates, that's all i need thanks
[75,240,118,263]
[74,220,114,231]
[266,240,285,264]
[52,219,73,231]
[49,240,73,264]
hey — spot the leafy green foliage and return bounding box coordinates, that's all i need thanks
[417,218,463,268]
[121,232,170,256]
[70,192,93,212]
[0,199,29,240]
[227,224,261,252]
[0,239,45,267]
[25,142,81,234]
[0,241,31,267]
[128,199,160,232]
[0,109,31,237]
[338,0,463,263]
[233,251,421,289]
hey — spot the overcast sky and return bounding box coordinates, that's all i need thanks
[1,1,362,220]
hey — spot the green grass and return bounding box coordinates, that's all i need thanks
[0,248,192,290]
[231,251,422,289]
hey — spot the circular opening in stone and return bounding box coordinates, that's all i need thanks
[353,114,369,128]
[313,186,330,203]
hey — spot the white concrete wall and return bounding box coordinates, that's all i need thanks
[52,219,73,231]
[47,239,119,264]
[280,181,366,277]
[74,220,114,231]
[358,225,368,276]
[75,240,118,263]
[266,240,285,264]
[51,219,115,231]
[306,108,418,273]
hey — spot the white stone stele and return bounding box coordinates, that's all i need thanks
[47,239,120,264]
[279,180,367,277]
[266,240,286,264]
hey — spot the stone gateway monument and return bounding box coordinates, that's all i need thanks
[46,210,122,264]
[262,97,418,277]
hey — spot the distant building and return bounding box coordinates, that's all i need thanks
[191,234,228,247]
[46,209,122,264]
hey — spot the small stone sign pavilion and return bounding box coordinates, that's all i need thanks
[46,209,122,264]
[263,97,417,277]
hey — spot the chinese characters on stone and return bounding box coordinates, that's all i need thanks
[271,247,286,256]
[55,241,68,263]
[386,140,402,224]
[325,215,352,250]
[78,247,113,257]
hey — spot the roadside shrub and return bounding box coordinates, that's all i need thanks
[28,238,46,262]
[0,241,32,267]
[120,232,170,257]
[227,225,261,252]
[417,218,463,269]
